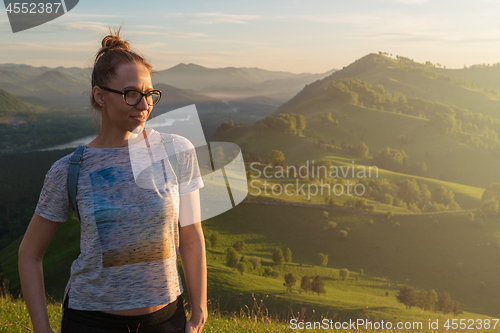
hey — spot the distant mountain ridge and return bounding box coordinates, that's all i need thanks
[277,53,500,118]
[153,63,335,102]
[0,62,333,107]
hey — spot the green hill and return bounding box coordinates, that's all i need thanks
[0,89,31,117]
[1,204,499,323]
[213,54,500,189]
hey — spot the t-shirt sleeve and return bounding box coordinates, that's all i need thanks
[176,137,204,196]
[34,161,72,223]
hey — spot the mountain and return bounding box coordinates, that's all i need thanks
[0,63,88,80]
[153,63,335,103]
[153,83,232,113]
[0,67,88,106]
[278,53,500,118]
[0,89,31,115]
[213,53,500,189]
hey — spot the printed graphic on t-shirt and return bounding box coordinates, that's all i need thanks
[90,166,176,268]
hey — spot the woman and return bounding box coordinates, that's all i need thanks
[18,29,207,333]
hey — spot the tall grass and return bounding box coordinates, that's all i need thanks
[1,277,493,333]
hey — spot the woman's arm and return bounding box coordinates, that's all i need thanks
[18,213,62,333]
[178,189,207,333]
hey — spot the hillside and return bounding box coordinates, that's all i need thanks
[0,89,31,117]
[432,64,500,90]
[0,67,88,106]
[278,53,500,119]
[2,204,499,321]
[212,53,500,189]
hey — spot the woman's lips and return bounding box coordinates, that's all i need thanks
[131,115,146,122]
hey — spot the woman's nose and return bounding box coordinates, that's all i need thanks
[136,96,149,110]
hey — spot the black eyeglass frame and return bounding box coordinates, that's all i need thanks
[99,86,162,106]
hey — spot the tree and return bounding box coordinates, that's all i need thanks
[397,179,420,205]
[416,290,428,312]
[284,273,297,292]
[426,289,438,312]
[237,261,247,275]
[311,275,326,296]
[386,211,394,221]
[481,199,499,218]
[233,240,245,252]
[354,142,369,158]
[396,285,416,309]
[301,276,312,294]
[437,291,453,314]
[294,114,306,134]
[322,112,335,124]
[482,183,500,201]
[284,247,292,263]
[226,247,240,270]
[268,150,286,168]
[432,186,458,207]
[263,267,272,278]
[212,146,225,162]
[209,232,220,249]
[452,300,463,316]
[249,256,261,270]
[339,269,350,281]
[372,147,409,172]
[240,255,253,271]
[316,253,328,267]
[272,247,285,266]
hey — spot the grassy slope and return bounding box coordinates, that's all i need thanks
[214,103,489,198]
[339,63,500,118]
[0,214,80,299]
[2,205,500,324]
[203,205,500,317]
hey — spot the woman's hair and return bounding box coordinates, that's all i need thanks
[90,27,153,113]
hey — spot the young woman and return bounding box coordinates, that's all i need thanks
[18,29,207,333]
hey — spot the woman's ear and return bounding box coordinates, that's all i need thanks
[93,86,105,107]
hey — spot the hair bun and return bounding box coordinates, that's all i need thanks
[101,34,129,51]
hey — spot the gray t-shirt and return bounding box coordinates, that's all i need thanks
[35,131,204,311]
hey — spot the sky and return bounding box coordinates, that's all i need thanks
[1,0,500,73]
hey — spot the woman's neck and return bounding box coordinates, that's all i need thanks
[87,127,149,148]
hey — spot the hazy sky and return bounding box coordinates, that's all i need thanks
[1,0,500,73]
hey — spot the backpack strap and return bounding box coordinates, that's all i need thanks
[161,133,180,183]
[68,145,84,220]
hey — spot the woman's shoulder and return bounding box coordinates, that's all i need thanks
[163,133,196,151]
[42,151,73,189]
[48,152,73,175]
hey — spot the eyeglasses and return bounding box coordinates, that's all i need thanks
[99,86,162,106]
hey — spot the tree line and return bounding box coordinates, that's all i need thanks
[326,78,500,154]
[396,285,462,316]
[255,113,306,136]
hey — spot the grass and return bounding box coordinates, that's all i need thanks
[215,91,500,190]
[1,286,497,333]
[202,205,500,318]
[2,202,500,332]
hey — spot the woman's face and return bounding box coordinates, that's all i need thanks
[98,62,154,135]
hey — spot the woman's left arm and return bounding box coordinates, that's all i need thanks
[179,189,207,333]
